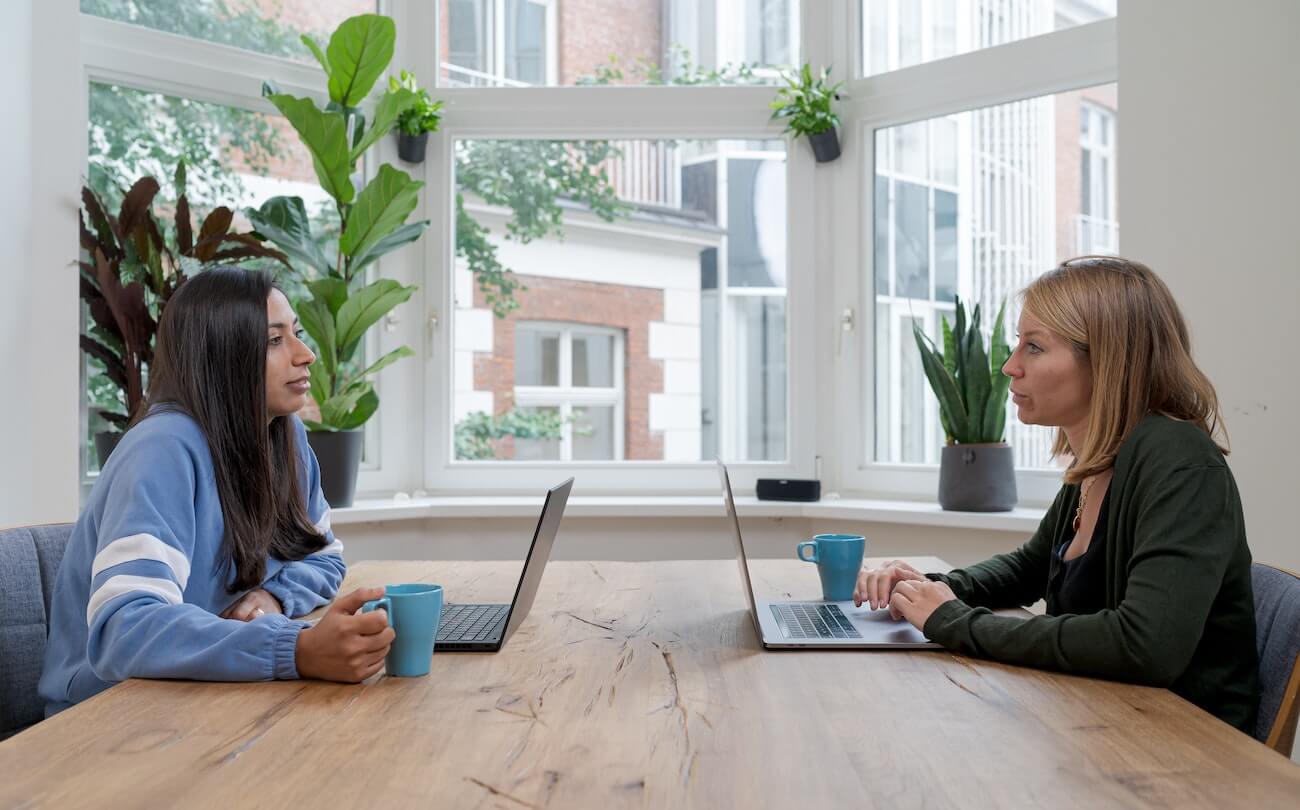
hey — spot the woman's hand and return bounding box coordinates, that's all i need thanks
[853,560,929,614]
[221,588,283,621]
[295,587,395,683]
[889,579,958,631]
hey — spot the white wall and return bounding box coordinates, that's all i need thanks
[0,0,81,528]
[1120,0,1300,571]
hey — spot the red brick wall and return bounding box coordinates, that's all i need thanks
[472,274,665,459]
[558,0,663,85]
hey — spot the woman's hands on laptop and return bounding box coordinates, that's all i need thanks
[853,560,929,617]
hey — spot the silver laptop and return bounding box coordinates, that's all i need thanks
[436,477,572,651]
[718,461,941,650]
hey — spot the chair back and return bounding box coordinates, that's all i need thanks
[1252,562,1300,756]
[0,524,73,740]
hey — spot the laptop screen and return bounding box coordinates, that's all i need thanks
[500,477,573,642]
[716,460,764,639]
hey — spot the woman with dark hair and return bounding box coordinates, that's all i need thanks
[40,267,394,714]
[854,256,1259,732]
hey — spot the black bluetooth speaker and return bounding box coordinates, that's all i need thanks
[755,478,821,502]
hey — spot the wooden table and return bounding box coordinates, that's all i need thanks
[3,558,1298,809]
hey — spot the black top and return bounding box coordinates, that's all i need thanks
[923,413,1259,734]
[1047,490,1110,616]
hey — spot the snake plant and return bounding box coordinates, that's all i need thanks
[912,297,1011,445]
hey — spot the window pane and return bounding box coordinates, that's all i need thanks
[860,0,1116,78]
[732,296,787,461]
[452,138,788,463]
[573,405,616,460]
[440,0,800,87]
[895,181,930,299]
[81,0,376,63]
[871,84,1119,469]
[515,327,561,386]
[572,332,615,388]
[84,82,335,473]
[727,156,787,288]
[513,407,563,460]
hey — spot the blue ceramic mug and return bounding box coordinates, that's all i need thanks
[362,583,444,677]
[796,534,866,602]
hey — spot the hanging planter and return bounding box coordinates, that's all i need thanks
[769,64,844,165]
[397,131,429,163]
[807,128,842,163]
[388,69,442,166]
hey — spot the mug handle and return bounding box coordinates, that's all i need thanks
[362,596,393,627]
[796,541,819,564]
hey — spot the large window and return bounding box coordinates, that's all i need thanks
[860,0,1116,78]
[440,0,800,87]
[450,138,788,464]
[871,84,1119,470]
[81,0,376,62]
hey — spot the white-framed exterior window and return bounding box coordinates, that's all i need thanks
[1078,101,1118,254]
[73,5,422,499]
[513,322,625,461]
[832,5,1118,505]
[442,0,557,87]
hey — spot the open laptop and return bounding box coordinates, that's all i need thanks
[436,477,573,651]
[717,461,941,650]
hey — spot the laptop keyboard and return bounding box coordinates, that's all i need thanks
[771,603,863,640]
[438,603,509,642]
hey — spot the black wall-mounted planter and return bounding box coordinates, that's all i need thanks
[397,131,429,164]
[808,128,842,163]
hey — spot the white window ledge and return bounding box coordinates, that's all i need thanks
[332,495,1046,533]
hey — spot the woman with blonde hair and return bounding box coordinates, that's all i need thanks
[855,256,1259,732]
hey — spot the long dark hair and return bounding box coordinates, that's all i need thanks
[137,267,326,591]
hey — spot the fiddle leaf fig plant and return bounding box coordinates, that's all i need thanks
[248,13,427,432]
[912,296,1012,445]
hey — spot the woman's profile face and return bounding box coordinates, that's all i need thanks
[1001,310,1092,431]
[265,289,316,418]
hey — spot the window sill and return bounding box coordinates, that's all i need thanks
[332,494,1046,533]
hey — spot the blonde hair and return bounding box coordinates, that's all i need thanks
[1021,256,1228,484]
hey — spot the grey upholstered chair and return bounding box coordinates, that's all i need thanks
[1252,563,1300,756]
[0,523,73,741]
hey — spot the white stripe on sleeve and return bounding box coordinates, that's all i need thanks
[91,533,192,590]
[314,510,331,535]
[309,539,344,557]
[86,574,184,626]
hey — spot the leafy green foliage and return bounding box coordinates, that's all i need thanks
[78,162,290,431]
[912,297,1011,445]
[254,14,424,432]
[388,70,444,136]
[454,409,564,460]
[769,64,843,137]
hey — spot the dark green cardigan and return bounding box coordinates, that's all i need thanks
[924,413,1260,733]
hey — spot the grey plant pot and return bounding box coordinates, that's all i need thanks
[807,127,841,163]
[938,443,1018,512]
[397,131,429,164]
[94,431,124,468]
[306,429,363,508]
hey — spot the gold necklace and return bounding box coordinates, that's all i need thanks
[1072,475,1096,533]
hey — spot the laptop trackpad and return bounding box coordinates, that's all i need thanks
[838,603,933,644]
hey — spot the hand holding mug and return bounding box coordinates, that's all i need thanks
[295,587,395,683]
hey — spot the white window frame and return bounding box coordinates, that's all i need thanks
[1079,100,1118,253]
[831,11,1118,506]
[513,322,625,461]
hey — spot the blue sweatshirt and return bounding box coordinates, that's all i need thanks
[39,410,346,715]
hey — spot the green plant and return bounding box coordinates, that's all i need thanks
[388,70,443,136]
[912,297,1012,445]
[248,13,427,432]
[454,408,565,460]
[79,162,290,432]
[768,64,843,137]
